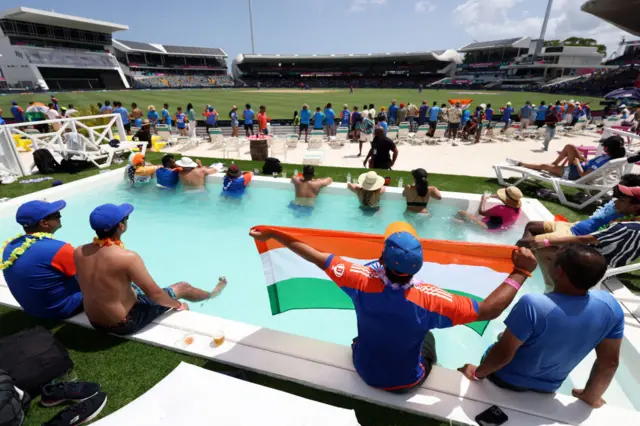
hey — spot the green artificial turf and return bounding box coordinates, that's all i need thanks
[1,88,602,120]
[0,151,626,425]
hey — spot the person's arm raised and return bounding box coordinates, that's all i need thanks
[475,248,537,321]
[250,228,330,269]
[127,252,182,310]
[429,186,442,200]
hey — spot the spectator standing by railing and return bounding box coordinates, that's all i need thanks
[519,101,533,130]
[324,103,336,137]
[186,103,197,138]
[161,103,172,130]
[230,106,239,137]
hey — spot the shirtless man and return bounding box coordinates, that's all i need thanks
[75,203,227,335]
[291,165,333,207]
[175,157,218,189]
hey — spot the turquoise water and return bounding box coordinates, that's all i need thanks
[1,179,638,409]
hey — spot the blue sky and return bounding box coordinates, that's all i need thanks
[4,0,632,65]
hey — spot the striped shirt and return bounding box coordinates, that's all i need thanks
[592,222,640,268]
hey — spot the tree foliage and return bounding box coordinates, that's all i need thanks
[544,37,606,56]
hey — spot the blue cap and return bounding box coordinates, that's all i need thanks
[208,107,214,112]
[382,232,423,275]
[90,203,134,232]
[11,100,17,105]
[16,200,66,227]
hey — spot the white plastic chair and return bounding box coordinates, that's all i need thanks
[309,131,324,149]
[408,125,429,145]
[156,125,175,146]
[223,137,241,159]
[270,138,287,161]
[397,122,410,143]
[386,126,399,141]
[208,128,224,150]
[285,134,298,149]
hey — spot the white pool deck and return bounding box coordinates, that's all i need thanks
[2,170,640,425]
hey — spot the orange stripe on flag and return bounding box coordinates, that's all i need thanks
[253,225,516,273]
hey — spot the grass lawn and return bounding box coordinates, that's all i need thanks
[1,152,634,425]
[1,88,602,121]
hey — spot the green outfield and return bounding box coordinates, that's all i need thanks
[1,88,601,119]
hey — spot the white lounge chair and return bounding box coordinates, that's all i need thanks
[397,122,410,143]
[207,128,224,150]
[494,157,634,209]
[386,126,399,141]
[285,134,298,149]
[603,115,621,128]
[407,125,429,145]
[334,127,348,145]
[223,137,241,159]
[270,138,287,161]
[156,125,175,147]
[309,130,324,146]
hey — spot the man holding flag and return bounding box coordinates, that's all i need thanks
[250,222,537,393]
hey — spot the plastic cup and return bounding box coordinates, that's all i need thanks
[212,330,225,347]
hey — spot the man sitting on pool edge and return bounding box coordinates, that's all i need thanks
[249,222,537,393]
[75,203,228,335]
[459,244,623,409]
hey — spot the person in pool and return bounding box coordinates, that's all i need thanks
[249,222,537,393]
[507,135,626,181]
[156,154,183,189]
[74,203,228,336]
[402,168,442,214]
[456,186,522,230]
[176,157,218,190]
[125,153,158,185]
[222,164,253,197]
[290,165,333,207]
[348,171,386,210]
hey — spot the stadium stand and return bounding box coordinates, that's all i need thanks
[0,7,129,90]
[113,40,231,89]
[232,51,461,88]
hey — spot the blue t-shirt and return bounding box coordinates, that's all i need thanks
[583,154,610,173]
[388,105,399,120]
[299,109,311,125]
[206,111,217,125]
[571,201,621,236]
[156,167,179,188]
[2,237,82,319]
[113,107,129,125]
[486,108,494,120]
[379,121,388,134]
[175,113,187,129]
[502,107,514,122]
[162,109,171,127]
[419,105,428,121]
[313,112,324,129]
[536,105,549,121]
[351,111,361,126]
[100,106,113,114]
[147,110,159,123]
[244,109,255,125]
[10,105,24,121]
[461,109,471,124]
[324,108,336,125]
[0,117,5,125]
[520,105,533,120]
[494,291,624,392]
[428,106,440,122]
[340,110,351,126]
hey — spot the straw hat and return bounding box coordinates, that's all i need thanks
[148,105,155,111]
[141,119,150,126]
[175,157,198,168]
[497,186,523,208]
[358,171,385,191]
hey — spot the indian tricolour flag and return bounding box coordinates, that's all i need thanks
[254,226,517,335]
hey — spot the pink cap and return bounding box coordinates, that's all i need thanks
[618,185,640,200]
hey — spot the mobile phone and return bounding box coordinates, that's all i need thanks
[475,405,508,426]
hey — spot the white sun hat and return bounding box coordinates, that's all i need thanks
[175,157,198,168]
[506,101,512,106]
[358,171,385,191]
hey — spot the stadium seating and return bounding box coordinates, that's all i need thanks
[132,73,234,89]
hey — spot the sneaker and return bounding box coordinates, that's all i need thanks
[41,382,101,407]
[43,392,107,426]
[506,158,519,166]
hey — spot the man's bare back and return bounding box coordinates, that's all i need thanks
[292,176,332,205]
[179,167,217,189]
[75,244,142,327]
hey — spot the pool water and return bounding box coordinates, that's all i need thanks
[1,178,639,410]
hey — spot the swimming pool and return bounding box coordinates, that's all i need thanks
[1,171,639,412]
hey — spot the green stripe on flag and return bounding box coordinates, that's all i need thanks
[267,279,490,336]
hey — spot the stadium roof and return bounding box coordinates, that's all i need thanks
[459,37,530,52]
[0,7,128,33]
[235,50,461,64]
[113,40,227,57]
[581,0,640,37]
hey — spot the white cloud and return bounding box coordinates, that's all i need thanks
[415,1,436,13]
[349,0,388,12]
[453,0,626,56]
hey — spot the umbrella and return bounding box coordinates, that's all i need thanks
[604,88,640,100]
[581,0,640,37]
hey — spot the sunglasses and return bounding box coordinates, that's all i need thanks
[45,212,62,220]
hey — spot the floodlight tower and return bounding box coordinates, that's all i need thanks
[248,0,256,54]
[534,0,554,59]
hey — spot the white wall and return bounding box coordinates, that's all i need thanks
[0,34,42,88]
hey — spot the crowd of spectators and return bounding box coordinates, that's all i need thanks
[237,76,441,89]
[133,73,234,89]
[541,65,639,96]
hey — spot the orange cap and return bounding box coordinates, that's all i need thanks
[132,153,145,167]
[384,221,418,239]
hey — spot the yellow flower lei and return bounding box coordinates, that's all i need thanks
[1,233,55,270]
[93,237,125,249]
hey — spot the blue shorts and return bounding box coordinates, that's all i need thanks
[91,284,177,336]
[288,201,314,217]
[562,165,581,181]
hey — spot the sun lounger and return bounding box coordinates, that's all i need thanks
[92,362,359,426]
[494,157,633,209]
